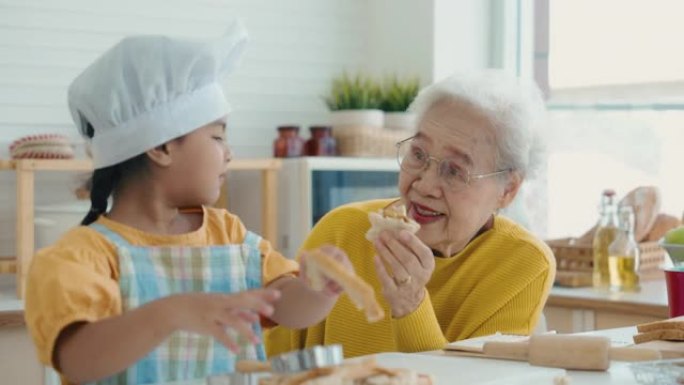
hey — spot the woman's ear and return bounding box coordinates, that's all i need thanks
[498,171,523,209]
[146,144,173,167]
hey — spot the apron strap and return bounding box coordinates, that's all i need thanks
[242,230,262,250]
[89,223,132,248]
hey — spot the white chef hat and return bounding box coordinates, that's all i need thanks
[68,21,248,169]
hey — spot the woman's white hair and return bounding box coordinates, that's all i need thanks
[408,69,547,179]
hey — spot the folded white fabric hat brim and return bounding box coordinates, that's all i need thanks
[68,21,247,169]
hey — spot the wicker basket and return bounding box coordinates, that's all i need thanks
[546,238,666,287]
[332,125,409,157]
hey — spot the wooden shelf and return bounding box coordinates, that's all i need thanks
[6,158,281,171]
[1,158,282,298]
[0,160,14,170]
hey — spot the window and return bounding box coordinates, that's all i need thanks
[540,0,684,239]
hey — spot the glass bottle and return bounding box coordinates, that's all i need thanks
[273,125,304,158]
[608,205,640,291]
[592,189,619,288]
[305,125,337,156]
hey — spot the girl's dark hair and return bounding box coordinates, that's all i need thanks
[81,123,148,225]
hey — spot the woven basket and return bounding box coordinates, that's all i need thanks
[546,238,666,287]
[332,125,409,157]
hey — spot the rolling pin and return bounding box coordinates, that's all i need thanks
[482,334,662,371]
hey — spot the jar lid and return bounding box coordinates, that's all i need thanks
[278,125,300,132]
[309,125,332,132]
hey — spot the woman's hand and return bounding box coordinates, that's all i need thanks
[167,289,281,352]
[299,245,353,297]
[373,230,435,318]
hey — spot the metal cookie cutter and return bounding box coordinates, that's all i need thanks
[271,344,343,372]
[207,344,344,385]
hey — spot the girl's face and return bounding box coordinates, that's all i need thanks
[163,120,231,207]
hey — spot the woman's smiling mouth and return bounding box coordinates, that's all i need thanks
[410,202,445,225]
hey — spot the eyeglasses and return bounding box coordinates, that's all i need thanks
[396,136,510,190]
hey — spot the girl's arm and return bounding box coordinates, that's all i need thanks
[266,276,338,329]
[266,246,350,329]
[56,290,279,384]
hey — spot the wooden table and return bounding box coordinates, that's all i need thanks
[0,158,282,298]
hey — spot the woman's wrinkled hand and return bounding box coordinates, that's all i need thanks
[299,245,354,297]
[373,229,435,318]
[166,289,281,353]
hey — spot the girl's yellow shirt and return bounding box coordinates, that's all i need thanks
[25,206,298,367]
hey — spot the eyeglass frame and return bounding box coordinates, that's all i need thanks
[395,136,511,188]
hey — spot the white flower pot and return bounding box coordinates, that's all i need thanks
[384,112,417,132]
[329,109,384,128]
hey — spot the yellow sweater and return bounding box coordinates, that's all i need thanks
[265,199,555,358]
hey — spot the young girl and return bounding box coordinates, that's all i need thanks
[24,22,351,385]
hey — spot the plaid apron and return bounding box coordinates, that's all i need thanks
[88,224,266,385]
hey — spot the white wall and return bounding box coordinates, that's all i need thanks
[0,0,496,255]
[0,0,373,256]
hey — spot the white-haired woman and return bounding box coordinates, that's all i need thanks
[266,70,555,358]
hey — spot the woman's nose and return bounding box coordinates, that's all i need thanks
[411,161,443,197]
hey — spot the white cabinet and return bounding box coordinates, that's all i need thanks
[277,157,400,259]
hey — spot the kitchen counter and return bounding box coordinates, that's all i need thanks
[546,279,670,333]
[549,279,669,317]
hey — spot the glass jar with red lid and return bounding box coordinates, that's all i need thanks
[304,125,337,156]
[273,125,305,157]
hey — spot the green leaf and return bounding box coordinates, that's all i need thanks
[323,72,382,110]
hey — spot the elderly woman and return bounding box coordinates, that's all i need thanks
[266,70,555,358]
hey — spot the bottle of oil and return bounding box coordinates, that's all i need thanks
[608,205,640,291]
[592,190,619,288]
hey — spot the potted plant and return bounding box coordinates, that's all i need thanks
[381,75,420,131]
[325,73,384,128]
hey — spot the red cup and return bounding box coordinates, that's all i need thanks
[665,268,684,317]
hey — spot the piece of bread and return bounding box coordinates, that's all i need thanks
[260,358,432,385]
[306,250,385,323]
[636,316,684,333]
[645,213,682,242]
[633,329,684,344]
[9,134,74,160]
[365,203,420,243]
[619,186,661,242]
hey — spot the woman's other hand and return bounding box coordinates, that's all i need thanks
[373,230,435,318]
[167,289,280,352]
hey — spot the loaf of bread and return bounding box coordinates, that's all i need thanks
[619,186,661,242]
[636,316,684,333]
[633,316,684,344]
[633,329,684,344]
[261,357,433,385]
[645,213,681,242]
[365,203,420,243]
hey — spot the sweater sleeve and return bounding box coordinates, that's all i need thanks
[391,290,448,352]
[467,268,552,338]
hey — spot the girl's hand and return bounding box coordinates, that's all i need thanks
[373,230,435,318]
[299,245,354,297]
[166,289,281,353]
